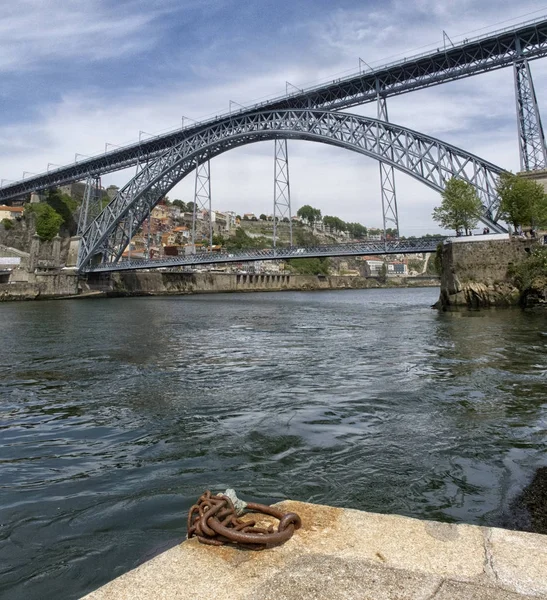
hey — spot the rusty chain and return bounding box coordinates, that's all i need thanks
[187,490,302,550]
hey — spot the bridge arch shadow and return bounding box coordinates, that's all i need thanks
[78,109,506,270]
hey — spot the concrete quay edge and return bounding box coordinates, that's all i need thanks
[82,500,547,600]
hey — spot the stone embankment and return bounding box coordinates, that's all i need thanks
[83,500,547,600]
[83,271,439,298]
[0,269,439,301]
[436,235,543,309]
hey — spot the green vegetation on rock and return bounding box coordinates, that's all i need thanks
[25,203,64,241]
[509,246,547,293]
[223,228,271,250]
[287,257,330,275]
[432,178,482,234]
[1,218,13,230]
[45,188,78,233]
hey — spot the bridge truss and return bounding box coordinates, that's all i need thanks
[77,109,505,271]
[1,15,546,203]
[85,237,446,273]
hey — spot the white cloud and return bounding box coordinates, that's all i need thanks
[0,0,185,71]
[2,0,547,235]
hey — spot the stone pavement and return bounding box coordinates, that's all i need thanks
[82,500,547,599]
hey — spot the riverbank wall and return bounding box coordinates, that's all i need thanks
[0,271,79,301]
[83,271,439,297]
[0,270,439,301]
[83,499,547,599]
[437,236,541,309]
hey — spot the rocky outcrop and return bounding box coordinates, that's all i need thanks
[436,237,539,309]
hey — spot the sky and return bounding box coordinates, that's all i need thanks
[1,0,547,235]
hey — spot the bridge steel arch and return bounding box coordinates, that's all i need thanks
[78,109,506,271]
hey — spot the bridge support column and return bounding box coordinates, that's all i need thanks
[273,139,293,247]
[192,160,212,250]
[377,95,399,239]
[78,176,102,235]
[514,58,547,171]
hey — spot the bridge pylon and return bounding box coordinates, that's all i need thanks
[376,94,399,238]
[273,139,292,247]
[514,57,547,171]
[77,176,102,236]
[192,159,213,250]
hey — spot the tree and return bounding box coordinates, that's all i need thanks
[497,172,547,231]
[432,178,482,234]
[173,199,187,211]
[45,188,78,234]
[378,262,388,283]
[282,217,290,223]
[323,215,346,233]
[186,202,196,214]
[25,203,63,240]
[259,213,267,221]
[297,205,322,226]
[1,218,13,230]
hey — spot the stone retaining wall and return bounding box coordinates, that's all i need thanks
[83,271,439,297]
[437,238,538,309]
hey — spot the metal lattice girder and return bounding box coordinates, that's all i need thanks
[77,109,507,271]
[192,160,213,247]
[377,95,399,236]
[273,139,292,247]
[513,58,547,170]
[77,176,102,236]
[3,16,547,203]
[86,237,448,272]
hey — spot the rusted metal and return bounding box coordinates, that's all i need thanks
[187,490,302,550]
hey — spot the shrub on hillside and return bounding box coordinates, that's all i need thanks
[25,203,63,241]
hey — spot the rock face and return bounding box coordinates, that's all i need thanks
[436,238,538,309]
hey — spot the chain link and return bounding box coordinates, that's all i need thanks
[187,490,301,550]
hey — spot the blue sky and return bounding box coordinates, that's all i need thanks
[2,0,547,234]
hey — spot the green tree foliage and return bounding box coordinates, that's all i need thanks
[378,262,388,283]
[45,188,78,234]
[1,218,13,230]
[172,199,187,211]
[323,215,346,233]
[347,222,368,238]
[432,178,482,234]
[186,202,196,214]
[25,203,64,240]
[259,213,267,221]
[287,257,330,275]
[497,172,547,230]
[297,205,322,225]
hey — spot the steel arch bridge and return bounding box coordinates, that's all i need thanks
[78,108,505,272]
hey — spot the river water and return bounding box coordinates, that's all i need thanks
[1,288,546,599]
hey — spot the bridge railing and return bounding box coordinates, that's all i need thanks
[84,238,446,273]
